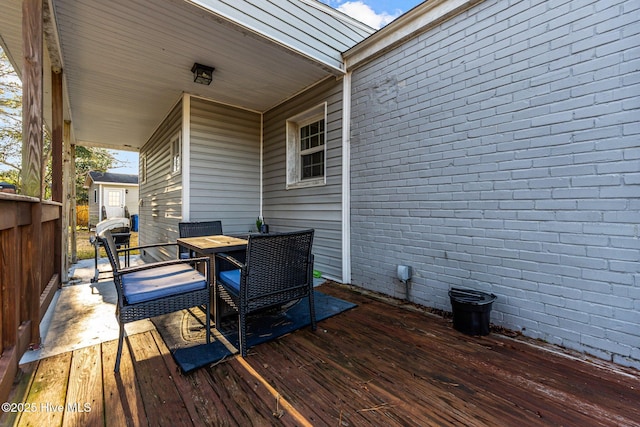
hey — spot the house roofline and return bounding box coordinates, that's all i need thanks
[343,0,483,71]
[298,0,375,34]
[88,182,139,187]
[187,0,350,76]
[84,171,139,188]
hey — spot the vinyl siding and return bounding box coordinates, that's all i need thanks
[188,97,261,234]
[124,187,139,216]
[88,184,99,227]
[263,78,344,280]
[138,99,183,261]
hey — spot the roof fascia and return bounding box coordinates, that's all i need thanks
[298,0,375,33]
[91,182,139,186]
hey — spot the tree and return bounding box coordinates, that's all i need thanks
[0,47,22,186]
[0,46,53,196]
[75,146,119,204]
[2,46,122,201]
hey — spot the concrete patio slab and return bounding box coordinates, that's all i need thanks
[19,256,155,365]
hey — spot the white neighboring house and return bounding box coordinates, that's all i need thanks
[84,171,139,228]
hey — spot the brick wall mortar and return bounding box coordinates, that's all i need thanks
[349,0,640,369]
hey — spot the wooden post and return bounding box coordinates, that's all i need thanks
[52,69,63,282]
[52,70,63,202]
[62,120,72,279]
[21,0,43,199]
[22,0,43,345]
[70,139,78,264]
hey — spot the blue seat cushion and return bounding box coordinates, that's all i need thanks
[122,264,207,304]
[218,269,241,295]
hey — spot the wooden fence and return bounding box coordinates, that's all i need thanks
[76,204,89,229]
[0,194,61,403]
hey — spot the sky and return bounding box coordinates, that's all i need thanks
[319,0,423,29]
[109,150,139,175]
[109,0,424,175]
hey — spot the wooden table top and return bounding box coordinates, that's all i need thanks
[176,235,248,254]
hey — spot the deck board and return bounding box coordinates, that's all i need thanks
[62,345,103,426]
[181,368,233,426]
[17,352,71,427]
[2,283,639,426]
[126,332,191,427]
[102,339,147,427]
[1,362,36,427]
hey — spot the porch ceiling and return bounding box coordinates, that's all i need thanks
[0,0,348,151]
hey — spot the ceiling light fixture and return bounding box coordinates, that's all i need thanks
[191,63,214,85]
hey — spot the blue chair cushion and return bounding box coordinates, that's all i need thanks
[218,269,241,295]
[122,264,207,304]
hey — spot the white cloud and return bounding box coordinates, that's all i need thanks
[335,1,402,29]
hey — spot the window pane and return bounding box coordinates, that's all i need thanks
[300,124,309,150]
[300,119,325,152]
[301,151,324,179]
[172,152,180,173]
[171,135,181,173]
[108,190,121,206]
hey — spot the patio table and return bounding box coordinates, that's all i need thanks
[176,235,248,257]
[176,234,248,322]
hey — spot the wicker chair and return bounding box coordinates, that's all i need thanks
[178,220,223,259]
[215,229,316,357]
[99,229,211,372]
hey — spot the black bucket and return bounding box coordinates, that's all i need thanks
[448,288,497,336]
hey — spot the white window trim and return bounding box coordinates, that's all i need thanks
[170,131,182,176]
[140,153,147,184]
[286,103,327,190]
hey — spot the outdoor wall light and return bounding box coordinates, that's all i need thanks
[191,63,214,85]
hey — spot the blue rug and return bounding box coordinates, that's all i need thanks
[152,291,356,373]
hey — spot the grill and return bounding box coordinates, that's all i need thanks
[91,218,132,283]
[95,217,130,235]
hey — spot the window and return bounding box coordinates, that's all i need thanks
[107,190,122,206]
[286,103,327,189]
[300,120,325,179]
[140,154,147,184]
[170,132,181,175]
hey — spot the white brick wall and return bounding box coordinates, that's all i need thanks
[349,0,640,369]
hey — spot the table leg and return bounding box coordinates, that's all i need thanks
[211,254,218,329]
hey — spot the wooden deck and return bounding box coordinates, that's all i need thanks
[3,283,639,426]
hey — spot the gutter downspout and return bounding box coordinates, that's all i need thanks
[341,72,352,284]
[182,94,191,220]
[98,184,103,222]
[260,113,264,220]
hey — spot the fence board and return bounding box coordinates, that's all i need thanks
[0,197,61,404]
